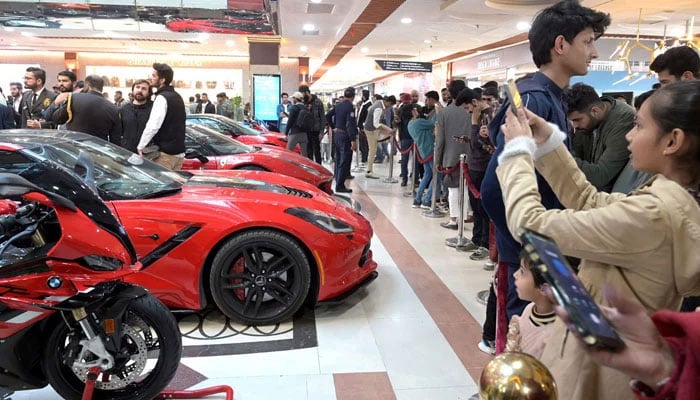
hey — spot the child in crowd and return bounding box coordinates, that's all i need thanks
[506,251,556,359]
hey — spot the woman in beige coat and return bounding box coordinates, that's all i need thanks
[496,80,700,400]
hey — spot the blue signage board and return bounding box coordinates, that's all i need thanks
[252,74,281,122]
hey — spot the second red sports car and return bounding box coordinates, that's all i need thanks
[182,125,333,194]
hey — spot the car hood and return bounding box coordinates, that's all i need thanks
[256,146,332,177]
[185,170,339,209]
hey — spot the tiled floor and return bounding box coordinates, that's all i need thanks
[12,157,494,400]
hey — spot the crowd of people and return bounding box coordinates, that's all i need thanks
[270,1,699,399]
[2,0,699,396]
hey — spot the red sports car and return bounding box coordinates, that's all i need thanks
[182,125,333,194]
[0,131,377,325]
[166,18,273,35]
[186,114,297,152]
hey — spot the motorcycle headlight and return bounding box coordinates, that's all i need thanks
[283,160,322,176]
[285,207,354,233]
[82,255,123,271]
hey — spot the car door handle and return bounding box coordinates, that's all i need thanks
[138,233,160,241]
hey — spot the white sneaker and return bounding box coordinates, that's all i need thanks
[478,339,495,355]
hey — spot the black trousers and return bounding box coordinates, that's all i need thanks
[469,169,489,248]
[482,283,496,342]
[333,131,352,190]
[307,131,322,164]
[358,130,369,163]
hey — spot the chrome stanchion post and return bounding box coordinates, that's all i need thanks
[403,144,417,197]
[422,141,444,218]
[382,134,398,184]
[446,154,471,249]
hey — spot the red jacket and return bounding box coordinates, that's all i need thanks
[633,310,700,399]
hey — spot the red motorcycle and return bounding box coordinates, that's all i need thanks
[0,160,181,400]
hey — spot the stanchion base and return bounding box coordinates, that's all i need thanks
[382,178,398,183]
[445,236,473,249]
[422,209,445,218]
[402,191,415,197]
[351,167,365,173]
[477,289,490,305]
[156,385,234,400]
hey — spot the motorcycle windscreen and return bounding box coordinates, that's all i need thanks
[18,161,138,264]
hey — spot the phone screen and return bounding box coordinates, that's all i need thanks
[503,79,523,115]
[519,229,625,351]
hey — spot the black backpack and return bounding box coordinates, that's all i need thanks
[295,104,314,132]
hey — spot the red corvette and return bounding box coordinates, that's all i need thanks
[186,114,299,153]
[0,131,377,325]
[182,125,333,194]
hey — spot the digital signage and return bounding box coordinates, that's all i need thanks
[252,74,281,123]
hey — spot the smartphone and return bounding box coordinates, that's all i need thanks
[502,79,523,115]
[519,228,625,351]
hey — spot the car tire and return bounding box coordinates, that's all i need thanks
[209,229,311,325]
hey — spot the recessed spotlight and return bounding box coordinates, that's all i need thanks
[226,40,235,47]
[424,39,432,44]
[361,47,369,53]
[401,17,412,24]
[300,45,308,52]
[516,21,531,30]
[310,0,322,3]
[303,23,316,32]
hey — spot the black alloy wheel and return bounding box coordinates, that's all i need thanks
[209,230,311,325]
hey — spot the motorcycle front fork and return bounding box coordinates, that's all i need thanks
[71,308,115,371]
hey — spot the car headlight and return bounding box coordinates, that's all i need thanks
[283,160,322,176]
[285,207,354,233]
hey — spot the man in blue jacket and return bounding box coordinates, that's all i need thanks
[480,0,611,334]
[333,87,358,193]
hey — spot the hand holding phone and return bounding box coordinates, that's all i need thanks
[503,79,523,115]
[519,228,625,351]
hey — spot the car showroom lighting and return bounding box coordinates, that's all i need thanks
[226,40,235,47]
[303,23,316,32]
[517,21,531,30]
[310,0,322,3]
[361,47,369,53]
[424,39,432,44]
[300,45,308,52]
[401,17,412,24]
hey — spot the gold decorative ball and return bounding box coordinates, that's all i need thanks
[478,352,557,400]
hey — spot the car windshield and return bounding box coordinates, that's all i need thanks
[187,125,254,155]
[8,134,188,200]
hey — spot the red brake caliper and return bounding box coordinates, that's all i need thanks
[231,257,246,300]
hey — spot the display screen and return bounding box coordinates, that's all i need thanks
[252,74,281,123]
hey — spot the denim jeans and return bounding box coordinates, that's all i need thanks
[414,160,433,205]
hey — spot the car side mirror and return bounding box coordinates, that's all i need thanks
[185,148,209,164]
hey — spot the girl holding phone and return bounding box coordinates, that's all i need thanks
[496,81,700,400]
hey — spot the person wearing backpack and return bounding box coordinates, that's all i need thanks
[285,91,310,156]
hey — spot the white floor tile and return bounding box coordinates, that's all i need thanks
[368,316,474,390]
[395,385,479,400]
[181,348,320,378]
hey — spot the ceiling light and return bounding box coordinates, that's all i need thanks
[300,45,308,52]
[310,0,322,3]
[226,40,235,47]
[303,23,316,32]
[401,18,412,24]
[516,21,531,30]
[424,39,432,44]
[361,47,369,53]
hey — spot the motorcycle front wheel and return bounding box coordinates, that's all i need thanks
[43,294,182,400]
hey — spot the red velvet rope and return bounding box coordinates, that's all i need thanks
[393,136,414,155]
[414,144,434,164]
[461,163,481,199]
